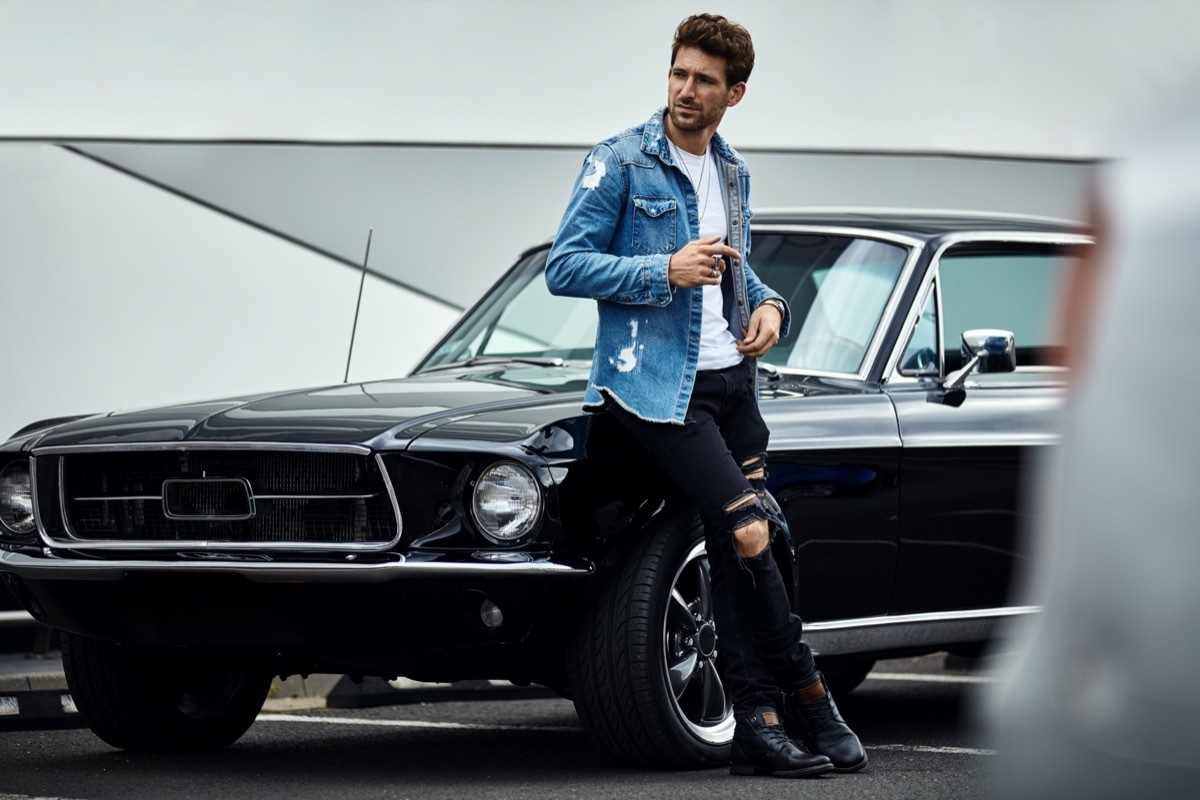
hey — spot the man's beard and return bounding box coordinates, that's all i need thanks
[668,100,723,132]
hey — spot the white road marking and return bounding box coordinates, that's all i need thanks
[257,670,1000,756]
[870,743,996,756]
[257,714,994,755]
[867,671,998,684]
[257,713,581,734]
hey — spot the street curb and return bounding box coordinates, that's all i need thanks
[0,688,84,730]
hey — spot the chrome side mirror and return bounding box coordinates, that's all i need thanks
[945,329,1016,390]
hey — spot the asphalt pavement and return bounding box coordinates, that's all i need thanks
[1,652,1003,800]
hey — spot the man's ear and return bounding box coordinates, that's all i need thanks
[726,81,747,108]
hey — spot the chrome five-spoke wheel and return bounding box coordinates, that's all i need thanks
[664,539,734,745]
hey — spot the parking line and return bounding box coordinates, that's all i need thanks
[257,715,995,755]
[870,743,996,756]
[257,714,582,733]
[867,671,998,684]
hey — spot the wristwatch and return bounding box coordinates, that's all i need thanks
[758,297,787,318]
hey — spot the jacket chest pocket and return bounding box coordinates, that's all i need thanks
[631,196,678,255]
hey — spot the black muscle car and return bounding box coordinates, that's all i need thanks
[0,209,1089,767]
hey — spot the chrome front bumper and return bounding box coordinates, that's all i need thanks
[0,549,594,584]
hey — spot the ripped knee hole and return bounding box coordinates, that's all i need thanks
[733,519,771,558]
[740,454,767,486]
[724,491,759,513]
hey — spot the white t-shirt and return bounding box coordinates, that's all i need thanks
[672,142,742,371]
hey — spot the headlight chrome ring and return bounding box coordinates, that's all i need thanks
[471,461,543,543]
[0,460,35,535]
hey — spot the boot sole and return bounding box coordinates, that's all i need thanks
[730,762,835,778]
[832,754,868,773]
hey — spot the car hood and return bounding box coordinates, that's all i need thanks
[24,365,593,451]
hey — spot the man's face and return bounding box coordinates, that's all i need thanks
[666,45,745,136]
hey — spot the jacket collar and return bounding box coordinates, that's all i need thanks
[640,107,746,175]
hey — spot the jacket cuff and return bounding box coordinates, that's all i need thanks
[646,255,673,306]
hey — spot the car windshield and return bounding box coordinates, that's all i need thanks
[418,233,911,376]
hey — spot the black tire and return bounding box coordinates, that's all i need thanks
[61,633,272,752]
[568,508,733,768]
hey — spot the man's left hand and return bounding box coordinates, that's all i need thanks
[737,303,783,357]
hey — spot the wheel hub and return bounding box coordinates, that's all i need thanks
[696,622,717,659]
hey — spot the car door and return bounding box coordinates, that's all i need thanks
[752,227,918,622]
[759,388,902,623]
[884,234,1089,614]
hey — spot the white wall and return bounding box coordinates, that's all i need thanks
[4,0,1199,157]
[0,145,458,439]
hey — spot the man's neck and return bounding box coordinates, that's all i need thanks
[665,119,715,156]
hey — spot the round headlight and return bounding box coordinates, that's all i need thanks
[471,462,543,542]
[0,460,35,535]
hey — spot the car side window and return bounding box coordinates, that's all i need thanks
[751,233,909,374]
[936,243,1074,378]
[898,285,939,376]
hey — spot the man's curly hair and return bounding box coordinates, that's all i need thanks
[671,13,755,86]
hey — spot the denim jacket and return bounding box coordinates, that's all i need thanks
[546,108,790,424]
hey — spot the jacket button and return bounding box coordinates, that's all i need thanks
[732,218,739,226]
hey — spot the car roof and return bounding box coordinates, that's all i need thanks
[751,207,1087,239]
[526,207,1089,257]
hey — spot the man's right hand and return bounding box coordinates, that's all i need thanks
[668,236,742,288]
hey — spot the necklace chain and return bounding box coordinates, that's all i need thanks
[670,140,711,219]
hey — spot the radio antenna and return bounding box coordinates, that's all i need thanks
[343,229,373,384]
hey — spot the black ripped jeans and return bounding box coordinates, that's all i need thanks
[607,359,818,716]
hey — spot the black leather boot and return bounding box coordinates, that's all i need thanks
[729,709,834,778]
[782,673,868,772]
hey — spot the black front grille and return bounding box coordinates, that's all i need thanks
[54,450,397,545]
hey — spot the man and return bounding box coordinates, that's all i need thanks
[546,13,866,779]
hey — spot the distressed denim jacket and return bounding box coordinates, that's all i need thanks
[546,108,790,424]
